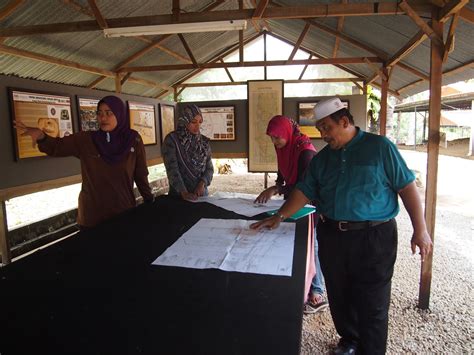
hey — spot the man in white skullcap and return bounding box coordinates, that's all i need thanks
[251,97,432,355]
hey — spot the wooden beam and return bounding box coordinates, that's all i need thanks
[351,79,364,92]
[253,0,269,18]
[87,0,108,29]
[115,73,122,93]
[120,72,132,85]
[176,77,361,88]
[379,66,389,136]
[332,0,347,58]
[0,44,115,76]
[61,0,94,17]
[298,54,312,80]
[263,31,267,79]
[0,4,435,37]
[438,0,469,22]
[398,59,474,93]
[364,57,387,81]
[240,0,244,64]
[169,32,263,94]
[178,33,198,67]
[0,0,23,21]
[0,201,11,265]
[459,6,474,23]
[419,9,443,311]
[220,58,234,82]
[287,23,310,61]
[443,12,459,63]
[120,57,382,73]
[398,0,443,47]
[269,0,428,81]
[387,30,427,68]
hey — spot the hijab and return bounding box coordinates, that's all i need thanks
[174,104,210,177]
[91,95,137,165]
[266,115,316,185]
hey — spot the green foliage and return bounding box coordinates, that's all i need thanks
[367,86,381,133]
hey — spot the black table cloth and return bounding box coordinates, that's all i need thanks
[0,195,309,355]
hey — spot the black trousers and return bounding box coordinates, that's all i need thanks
[317,218,397,355]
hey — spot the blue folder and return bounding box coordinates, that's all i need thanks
[266,206,316,221]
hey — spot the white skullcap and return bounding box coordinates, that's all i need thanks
[313,97,346,121]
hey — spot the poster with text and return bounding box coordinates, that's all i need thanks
[159,104,175,142]
[77,97,100,131]
[128,102,157,145]
[10,89,73,159]
[200,106,235,141]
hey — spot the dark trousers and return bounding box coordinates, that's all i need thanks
[317,218,397,355]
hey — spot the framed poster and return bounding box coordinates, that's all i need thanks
[200,106,235,141]
[247,80,283,172]
[128,101,157,145]
[9,88,74,160]
[297,100,349,138]
[159,104,175,142]
[77,96,100,131]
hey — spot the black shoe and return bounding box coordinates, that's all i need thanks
[332,343,357,355]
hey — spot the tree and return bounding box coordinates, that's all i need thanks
[367,85,381,134]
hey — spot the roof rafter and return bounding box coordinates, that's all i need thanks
[0,3,435,37]
[0,44,172,91]
[86,0,108,29]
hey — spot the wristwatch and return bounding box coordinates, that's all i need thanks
[276,212,285,221]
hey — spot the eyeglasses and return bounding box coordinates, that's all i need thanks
[96,110,114,117]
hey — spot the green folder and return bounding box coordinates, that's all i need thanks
[266,206,316,221]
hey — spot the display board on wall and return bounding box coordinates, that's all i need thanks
[77,96,100,131]
[9,89,74,160]
[159,104,175,142]
[200,106,235,141]
[128,101,157,145]
[297,100,349,138]
[247,80,283,172]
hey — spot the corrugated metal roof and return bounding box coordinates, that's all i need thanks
[0,0,472,98]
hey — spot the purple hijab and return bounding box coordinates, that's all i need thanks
[91,96,137,164]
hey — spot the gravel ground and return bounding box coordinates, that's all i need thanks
[5,154,474,354]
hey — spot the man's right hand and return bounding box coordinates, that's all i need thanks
[250,215,281,231]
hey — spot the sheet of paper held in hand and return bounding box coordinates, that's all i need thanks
[193,195,285,217]
[152,218,295,276]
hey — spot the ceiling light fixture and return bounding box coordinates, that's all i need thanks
[103,20,247,38]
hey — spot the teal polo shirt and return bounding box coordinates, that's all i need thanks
[296,128,415,221]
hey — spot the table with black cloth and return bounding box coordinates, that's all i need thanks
[0,195,310,355]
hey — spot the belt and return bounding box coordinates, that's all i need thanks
[320,215,390,232]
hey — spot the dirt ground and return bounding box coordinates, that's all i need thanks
[397,137,473,160]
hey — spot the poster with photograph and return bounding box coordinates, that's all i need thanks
[10,89,74,159]
[200,106,235,141]
[77,97,100,131]
[128,102,157,145]
[159,104,175,142]
[297,100,349,138]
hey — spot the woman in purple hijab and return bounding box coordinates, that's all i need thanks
[15,95,153,228]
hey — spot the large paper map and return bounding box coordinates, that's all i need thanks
[248,80,283,172]
[152,218,295,276]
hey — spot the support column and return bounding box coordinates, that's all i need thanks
[379,66,389,136]
[469,100,474,156]
[419,10,443,310]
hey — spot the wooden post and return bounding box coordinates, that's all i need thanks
[264,173,268,189]
[418,10,443,310]
[469,100,474,156]
[0,200,11,265]
[115,73,122,93]
[379,66,388,136]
